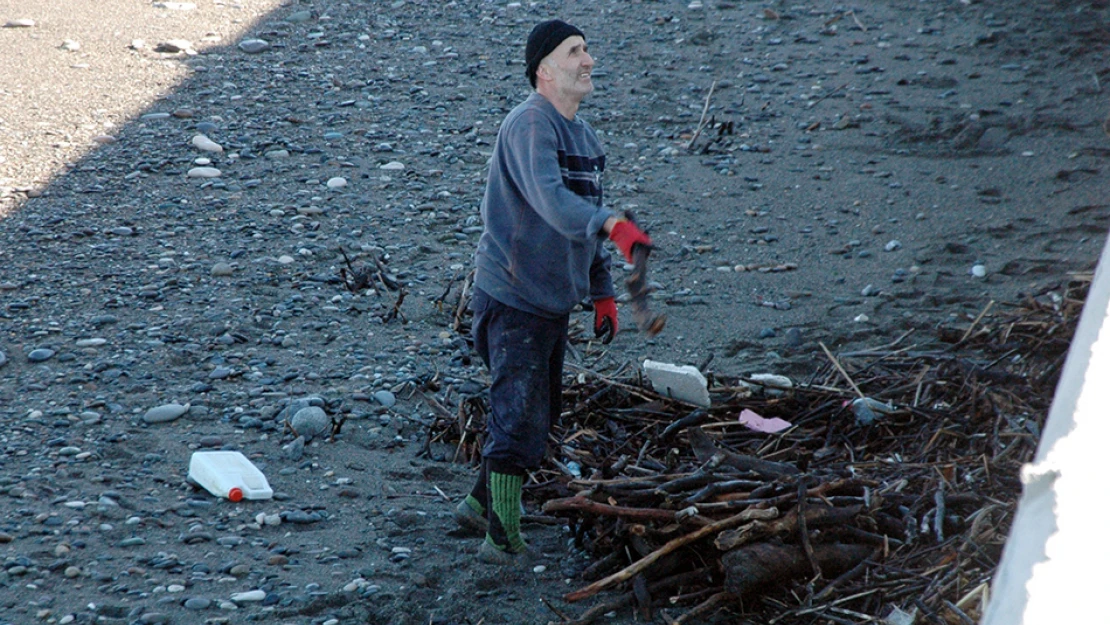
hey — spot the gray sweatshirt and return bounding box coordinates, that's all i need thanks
[474,93,617,318]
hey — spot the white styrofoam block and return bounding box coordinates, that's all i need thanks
[642,359,711,407]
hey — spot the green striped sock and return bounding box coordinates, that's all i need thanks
[488,471,526,552]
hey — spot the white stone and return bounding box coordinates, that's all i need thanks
[75,338,107,347]
[748,373,793,390]
[187,167,221,178]
[379,161,405,170]
[230,589,266,603]
[238,39,270,54]
[971,264,988,278]
[191,134,223,153]
[326,176,347,189]
[4,19,35,28]
[642,360,710,407]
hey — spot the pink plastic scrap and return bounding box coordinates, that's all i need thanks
[738,408,792,433]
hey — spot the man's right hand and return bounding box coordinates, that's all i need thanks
[608,220,653,263]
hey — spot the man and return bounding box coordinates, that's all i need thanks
[454,19,653,564]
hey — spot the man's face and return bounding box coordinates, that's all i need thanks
[540,35,594,99]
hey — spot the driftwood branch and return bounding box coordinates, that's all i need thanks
[544,497,682,524]
[565,507,777,603]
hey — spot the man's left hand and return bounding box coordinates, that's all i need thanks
[593,297,618,344]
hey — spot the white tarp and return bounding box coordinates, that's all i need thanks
[982,233,1110,623]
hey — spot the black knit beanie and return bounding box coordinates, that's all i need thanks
[525,20,586,88]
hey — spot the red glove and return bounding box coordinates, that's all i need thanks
[608,220,653,264]
[593,297,618,344]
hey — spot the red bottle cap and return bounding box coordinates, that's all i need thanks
[228,487,243,502]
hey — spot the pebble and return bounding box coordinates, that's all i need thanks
[3,18,35,28]
[28,348,55,362]
[209,367,233,379]
[326,176,347,189]
[286,10,313,23]
[191,134,224,153]
[281,510,323,524]
[75,337,107,347]
[971,264,988,278]
[373,390,396,408]
[143,403,190,424]
[0,350,6,368]
[211,262,234,277]
[183,597,211,610]
[380,161,405,170]
[283,435,305,460]
[187,166,222,178]
[291,406,329,440]
[238,39,270,54]
[154,39,194,54]
[230,590,267,603]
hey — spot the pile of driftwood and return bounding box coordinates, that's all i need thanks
[427,275,1088,625]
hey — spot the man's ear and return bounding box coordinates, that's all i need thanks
[536,60,551,83]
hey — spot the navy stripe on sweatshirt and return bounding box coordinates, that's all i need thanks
[558,151,605,203]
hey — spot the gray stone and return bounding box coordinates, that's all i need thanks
[373,390,396,408]
[281,509,323,524]
[143,403,189,424]
[278,396,325,422]
[977,126,1010,151]
[209,367,233,379]
[285,10,313,23]
[28,348,55,362]
[183,597,211,610]
[238,39,270,54]
[283,435,305,461]
[0,350,6,368]
[291,407,329,440]
[139,611,170,624]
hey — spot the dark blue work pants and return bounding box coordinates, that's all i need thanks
[471,288,568,474]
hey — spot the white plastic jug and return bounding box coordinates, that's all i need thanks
[187,451,273,501]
